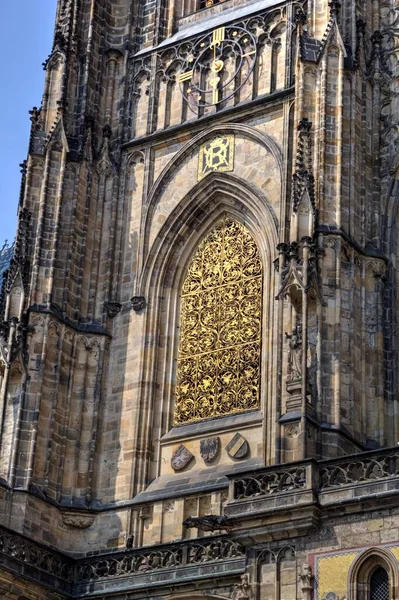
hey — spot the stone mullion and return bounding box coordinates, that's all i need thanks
[30,152,51,307]
[24,313,51,489]
[86,173,102,321]
[147,54,159,136]
[42,325,64,498]
[102,175,121,322]
[317,55,327,224]
[75,342,97,500]
[60,336,88,499]
[61,165,79,314]
[7,367,29,488]
[94,172,114,322]
[360,260,367,439]
[284,4,294,90]
[371,77,382,247]
[59,333,78,501]
[132,300,161,495]
[313,0,331,40]
[74,157,93,320]
[47,148,67,307]
[87,341,105,500]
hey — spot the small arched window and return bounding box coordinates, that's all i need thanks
[349,549,397,600]
[174,217,262,424]
[370,567,389,600]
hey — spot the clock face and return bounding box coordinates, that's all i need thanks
[178,26,257,109]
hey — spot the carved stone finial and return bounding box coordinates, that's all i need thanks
[131,296,146,312]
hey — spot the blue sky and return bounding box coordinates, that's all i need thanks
[0,1,57,244]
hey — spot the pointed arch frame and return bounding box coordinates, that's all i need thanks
[348,548,399,600]
[131,171,280,492]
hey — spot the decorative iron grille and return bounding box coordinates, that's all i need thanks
[370,567,389,600]
[174,217,262,424]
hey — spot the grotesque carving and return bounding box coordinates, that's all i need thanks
[131,296,146,312]
[183,515,232,532]
[107,301,122,318]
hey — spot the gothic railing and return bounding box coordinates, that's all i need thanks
[319,450,399,490]
[230,448,399,501]
[233,465,307,500]
[0,525,74,595]
[75,537,245,582]
[0,524,245,592]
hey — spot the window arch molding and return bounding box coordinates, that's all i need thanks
[348,548,398,600]
[137,172,279,476]
[141,123,283,272]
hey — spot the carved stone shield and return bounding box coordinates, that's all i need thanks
[226,433,249,459]
[200,437,220,464]
[171,444,194,471]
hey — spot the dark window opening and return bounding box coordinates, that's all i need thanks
[370,567,389,600]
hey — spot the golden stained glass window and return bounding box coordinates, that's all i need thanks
[174,217,262,425]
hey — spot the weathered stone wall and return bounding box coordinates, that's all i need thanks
[1,1,399,598]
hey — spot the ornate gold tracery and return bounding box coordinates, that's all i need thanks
[174,217,262,425]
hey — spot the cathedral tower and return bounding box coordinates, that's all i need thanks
[1,0,399,598]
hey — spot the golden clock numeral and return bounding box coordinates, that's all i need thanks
[211,27,225,48]
[242,50,256,58]
[178,70,193,83]
[212,88,219,104]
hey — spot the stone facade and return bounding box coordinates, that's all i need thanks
[1,0,399,598]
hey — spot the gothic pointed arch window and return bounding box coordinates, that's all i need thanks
[349,549,398,600]
[174,217,262,424]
